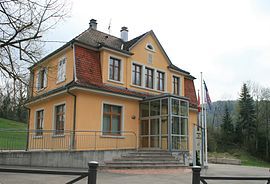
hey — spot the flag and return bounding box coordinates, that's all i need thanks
[203,80,212,110]
[197,90,201,112]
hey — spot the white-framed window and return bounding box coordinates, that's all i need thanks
[102,104,122,135]
[57,57,66,83]
[109,57,121,82]
[35,109,44,136]
[36,68,47,91]
[145,43,155,52]
[132,63,142,86]
[173,76,181,96]
[145,67,154,89]
[54,104,65,135]
[157,71,165,91]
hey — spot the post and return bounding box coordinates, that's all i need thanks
[192,124,196,166]
[192,166,201,184]
[88,161,98,184]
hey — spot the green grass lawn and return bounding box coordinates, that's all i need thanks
[0,118,27,150]
[209,151,270,168]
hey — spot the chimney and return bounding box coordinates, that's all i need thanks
[89,19,97,30]
[120,26,128,42]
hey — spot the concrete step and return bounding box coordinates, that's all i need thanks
[122,155,174,159]
[127,152,172,156]
[104,164,186,169]
[106,161,182,165]
[104,150,186,169]
[113,157,177,161]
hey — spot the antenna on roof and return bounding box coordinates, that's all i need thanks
[108,18,112,34]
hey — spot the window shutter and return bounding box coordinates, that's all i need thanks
[57,61,62,82]
[62,59,66,80]
[43,68,48,88]
[36,70,40,90]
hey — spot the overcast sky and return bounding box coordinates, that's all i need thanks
[44,0,270,101]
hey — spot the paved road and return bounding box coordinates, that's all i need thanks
[0,164,269,184]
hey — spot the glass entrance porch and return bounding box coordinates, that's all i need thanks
[140,94,189,151]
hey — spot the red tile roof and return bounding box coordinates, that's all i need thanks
[74,45,153,98]
[184,78,198,108]
[75,44,197,106]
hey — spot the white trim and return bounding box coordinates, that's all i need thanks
[56,56,67,83]
[101,101,125,136]
[25,90,67,107]
[33,108,45,137]
[73,44,77,81]
[36,67,48,92]
[99,47,132,57]
[100,135,126,139]
[52,101,66,136]
[71,87,142,100]
[130,61,143,87]
[107,79,124,84]
[172,75,182,96]
[107,55,124,83]
[145,42,156,52]
[130,61,168,93]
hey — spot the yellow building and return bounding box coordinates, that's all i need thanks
[26,19,198,155]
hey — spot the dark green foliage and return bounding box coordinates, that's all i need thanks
[221,104,234,149]
[208,82,270,162]
[237,83,256,150]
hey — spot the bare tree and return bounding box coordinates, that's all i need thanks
[0,0,70,84]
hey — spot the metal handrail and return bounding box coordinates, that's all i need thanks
[0,161,98,184]
[192,166,270,184]
[0,129,137,151]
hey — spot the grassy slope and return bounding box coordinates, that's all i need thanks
[0,118,27,150]
[209,151,270,168]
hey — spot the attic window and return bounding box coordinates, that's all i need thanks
[146,43,155,52]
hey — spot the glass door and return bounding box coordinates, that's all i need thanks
[140,118,160,149]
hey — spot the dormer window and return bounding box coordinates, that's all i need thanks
[109,57,121,82]
[145,43,155,52]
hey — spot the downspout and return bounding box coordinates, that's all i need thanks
[67,87,77,150]
[67,43,77,150]
[24,106,31,151]
[25,70,34,151]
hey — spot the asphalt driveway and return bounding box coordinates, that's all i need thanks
[0,164,269,184]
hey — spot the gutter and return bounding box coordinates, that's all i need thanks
[67,86,77,150]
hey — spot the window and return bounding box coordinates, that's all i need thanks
[157,71,165,91]
[55,104,65,135]
[103,104,122,135]
[132,64,142,86]
[35,110,44,136]
[145,67,154,89]
[36,68,47,91]
[146,43,155,52]
[57,58,66,82]
[109,57,121,81]
[173,76,180,95]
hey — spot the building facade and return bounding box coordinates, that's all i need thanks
[26,19,198,154]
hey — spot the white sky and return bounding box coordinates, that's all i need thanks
[44,0,270,101]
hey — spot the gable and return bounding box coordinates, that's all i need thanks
[129,32,171,70]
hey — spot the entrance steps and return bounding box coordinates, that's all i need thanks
[104,149,186,169]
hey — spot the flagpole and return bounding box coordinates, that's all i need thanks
[204,100,208,165]
[200,72,204,166]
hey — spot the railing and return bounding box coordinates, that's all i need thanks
[0,129,137,151]
[192,166,270,184]
[0,161,98,184]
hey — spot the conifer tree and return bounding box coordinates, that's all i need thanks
[237,83,256,150]
[221,104,234,148]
